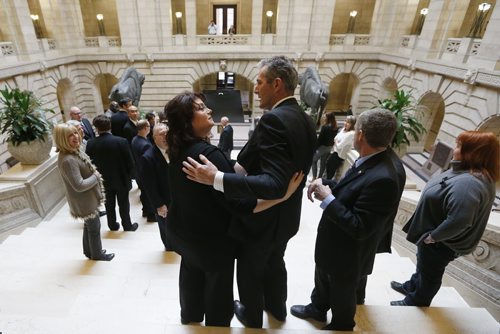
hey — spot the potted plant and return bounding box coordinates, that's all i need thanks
[0,87,54,165]
[377,89,426,156]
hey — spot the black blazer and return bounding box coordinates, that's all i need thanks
[81,118,96,141]
[218,124,233,152]
[140,145,170,209]
[110,110,129,138]
[314,149,402,278]
[123,120,138,144]
[167,140,256,270]
[223,98,317,245]
[316,124,337,148]
[85,132,134,191]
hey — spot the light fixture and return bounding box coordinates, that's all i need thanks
[30,14,39,21]
[347,10,358,33]
[468,2,491,38]
[350,10,358,17]
[266,10,273,33]
[96,14,106,36]
[175,11,183,34]
[30,14,42,38]
[415,8,429,35]
[420,8,429,15]
[96,13,103,21]
[478,3,491,11]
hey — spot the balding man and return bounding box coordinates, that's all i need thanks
[217,116,233,160]
[69,106,95,141]
[140,123,171,249]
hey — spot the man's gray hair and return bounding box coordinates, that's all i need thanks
[258,56,298,93]
[356,108,397,148]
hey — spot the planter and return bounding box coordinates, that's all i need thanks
[7,135,53,165]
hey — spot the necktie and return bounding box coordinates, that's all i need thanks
[342,161,358,179]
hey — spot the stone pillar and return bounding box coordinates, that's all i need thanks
[157,0,173,50]
[307,0,335,51]
[185,0,196,46]
[251,0,263,45]
[467,3,500,70]
[275,0,292,46]
[115,0,140,51]
[2,0,41,59]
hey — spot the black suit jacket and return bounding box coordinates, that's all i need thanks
[111,110,129,138]
[218,124,233,152]
[224,98,317,244]
[140,145,170,209]
[123,120,138,144]
[314,150,402,278]
[85,132,134,191]
[81,118,96,141]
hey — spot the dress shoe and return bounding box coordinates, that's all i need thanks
[94,253,115,261]
[234,300,249,326]
[264,304,287,322]
[123,222,139,231]
[356,299,365,305]
[390,281,408,296]
[290,303,326,322]
[390,299,410,306]
[98,210,106,217]
[109,222,120,231]
[146,215,157,222]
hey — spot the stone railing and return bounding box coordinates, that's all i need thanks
[445,38,461,53]
[84,36,121,48]
[329,34,371,47]
[354,35,370,45]
[0,42,16,56]
[442,37,482,63]
[330,34,346,45]
[38,38,57,52]
[198,34,250,45]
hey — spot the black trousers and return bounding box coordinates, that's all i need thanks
[155,214,171,250]
[326,152,344,179]
[403,242,457,306]
[104,186,132,229]
[310,266,357,331]
[137,179,155,216]
[236,240,289,328]
[179,256,234,326]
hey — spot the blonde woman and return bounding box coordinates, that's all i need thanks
[53,123,114,261]
[326,115,356,179]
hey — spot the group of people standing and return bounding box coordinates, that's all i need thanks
[53,54,499,331]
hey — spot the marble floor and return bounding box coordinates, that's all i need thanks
[0,180,498,333]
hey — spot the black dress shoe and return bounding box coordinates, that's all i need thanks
[123,222,139,231]
[290,303,326,322]
[390,299,410,306]
[109,222,120,231]
[390,281,408,296]
[93,253,115,261]
[234,300,248,326]
[146,215,157,222]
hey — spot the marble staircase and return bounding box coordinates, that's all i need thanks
[0,185,498,334]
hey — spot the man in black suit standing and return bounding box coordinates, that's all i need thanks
[123,105,139,144]
[183,56,317,328]
[69,106,95,141]
[290,108,403,331]
[140,123,171,250]
[86,115,138,232]
[111,98,131,138]
[217,116,233,160]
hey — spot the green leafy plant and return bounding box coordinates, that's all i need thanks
[0,87,54,146]
[377,89,426,148]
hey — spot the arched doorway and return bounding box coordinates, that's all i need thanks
[193,72,254,123]
[56,78,75,121]
[94,73,118,114]
[418,92,445,152]
[325,73,360,115]
[379,77,398,101]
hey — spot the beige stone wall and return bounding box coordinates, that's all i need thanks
[331,0,376,34]
[79,0,120,37]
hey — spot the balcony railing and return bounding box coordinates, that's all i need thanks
[442,37,482,63]
[445,38,461,53]
[84,36,121,48]
[329,34,371,46]
[0,42,16,56]
[198,34,249,45]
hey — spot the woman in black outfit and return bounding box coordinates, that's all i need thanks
[311,112,338,180]
[165,92,302,327]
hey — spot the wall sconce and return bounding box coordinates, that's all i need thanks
[96,13,106,36]
[30,14,43,39]
[266,10,273,34]
[347,10,357,34]
[468,3,491,38]
[414,7,428,35]
[175,11,183,34]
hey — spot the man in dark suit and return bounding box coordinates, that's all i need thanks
[111,97,131,138]
[123,105,139,144]
[217,116,233,160]
[69,106,95,141]
[290,108,403,331]
[131,120,155,222]
[140,123,171,250]
[86,115,138,232]
[183,56,317,328]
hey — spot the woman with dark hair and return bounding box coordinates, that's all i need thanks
[53,123,114,261]
[390,131,499,307]
[164,91,302,327]
[310,112,338,180]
